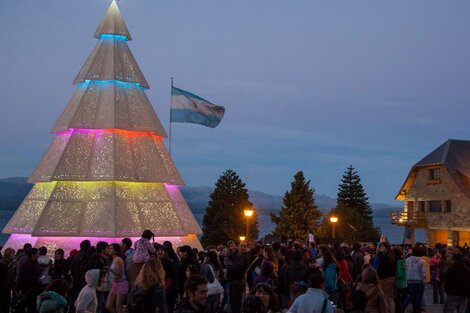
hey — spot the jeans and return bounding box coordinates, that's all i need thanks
[404,282,425,313]
[444,295,467,313]
[431,278,445,304]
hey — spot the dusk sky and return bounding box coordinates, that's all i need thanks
[1,1,470,205]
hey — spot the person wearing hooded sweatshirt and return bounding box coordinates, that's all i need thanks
[356,267,387,313]
[404,247,426,313]
[75,269,101,313]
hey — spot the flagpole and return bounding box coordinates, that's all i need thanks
[169,77,173,155]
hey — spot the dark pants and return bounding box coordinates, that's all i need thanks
[404,282,425,313]
[228,280,245,313]
[396,287,408,313]
[431,278,445,304]
[0,290,11,313]
[444,295,467,313]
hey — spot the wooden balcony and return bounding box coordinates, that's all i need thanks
[391,211,427,228]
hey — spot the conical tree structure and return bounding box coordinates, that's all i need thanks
[3,1,202,251]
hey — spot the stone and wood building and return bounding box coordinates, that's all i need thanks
[392,139,470,246]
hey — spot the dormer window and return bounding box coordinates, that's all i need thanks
[430,168,440,180]
[428,167,441,184]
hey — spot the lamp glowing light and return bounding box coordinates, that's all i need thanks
[239,236,246,241]
[244,209,254,217]
[330,216,338,239]
[243,208,254,241]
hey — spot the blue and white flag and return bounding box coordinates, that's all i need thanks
[170,86,225,128]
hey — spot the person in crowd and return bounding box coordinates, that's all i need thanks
[287,273,334,313]
[356,267,387,313]
[71,240,91,312]
[0,247,16,313]
[36,279,69,313]
[225,241,250,313]
[130,230,156,285]
[263,246,279,276]
[16,243,33,276]
[156,245,178,313]
[17,247,42,313]
[392,246,407,313]
[429,250,445,305]
[246,246,263,290]
[105,243,127,313]
[131,258,167,313]
[375,243,396,313]
[335,249,354,309]
[242,296,266,313]
[38,246,53,291]
[85,242,110,313]
[175,274,209,313]
[252,282,281,313]
[404,246,426,313]
[279,250,307,309]
[178,246,200,298]
[121,238,133,279]
[75,269,100,313]
[442,253,470,313]
[320,246,339,305]
[50,249,69,281]
[253,261,275,287]
[201,250,223,313]
[351,243,364,282]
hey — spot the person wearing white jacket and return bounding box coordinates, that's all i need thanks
[75,269,101,313]
[404,247,426,313]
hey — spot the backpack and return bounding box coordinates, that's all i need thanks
[127,288,147,313]
[133,240,151,264]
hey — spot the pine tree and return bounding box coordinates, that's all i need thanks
[271,171,324,241]
[337,165,373,221]
[201,169,259,245]
[335,165,379,242]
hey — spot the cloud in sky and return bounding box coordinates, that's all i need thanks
[1,1,470,204]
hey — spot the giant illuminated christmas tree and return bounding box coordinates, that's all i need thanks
[3,1,202,251]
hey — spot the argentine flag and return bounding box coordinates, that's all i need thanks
[170,86,225,128]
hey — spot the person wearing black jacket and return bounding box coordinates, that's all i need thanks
[177,246,200,299]
[443,253,470,313]
[278,250,306,309]
[70,239,91,312]
[17,248,41,313]
[224,241,250,313]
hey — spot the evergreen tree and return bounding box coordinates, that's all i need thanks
[335,165,379,242]
[271,171,324,241]
[201,169,259,245]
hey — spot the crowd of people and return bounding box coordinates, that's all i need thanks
[0,230,469,313]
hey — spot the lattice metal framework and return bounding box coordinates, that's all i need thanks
[3,0,202,248]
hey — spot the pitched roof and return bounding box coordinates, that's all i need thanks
[396,139,470,200]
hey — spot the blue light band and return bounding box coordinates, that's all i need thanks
[99,34,128,41]
[77,79,145,90]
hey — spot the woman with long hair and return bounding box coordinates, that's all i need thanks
[50,249,69,280]
[156,245,178,313]
[251,283,281,313]
[356,267,387,313]
[393,246,407,313]
[201,250,223,313]
[262,246,279,275]
[320,246,340,305]
[376,242,396,313]
[133,258,167,313]
[177,245,199,299]
[105,243,128,313]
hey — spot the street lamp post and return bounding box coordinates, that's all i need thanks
[330,216,338,239]
[244,208,254,241]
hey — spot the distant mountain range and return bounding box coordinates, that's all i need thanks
[0,177,399,218]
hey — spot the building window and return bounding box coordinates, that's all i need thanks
[444,200,451,212]
[419,201,425,212]
[429,168,440,180]
[429,201,442,213]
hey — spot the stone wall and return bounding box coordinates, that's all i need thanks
[405,165,470,235]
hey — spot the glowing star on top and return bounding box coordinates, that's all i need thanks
[94,0,132,41]
[3,1,202,252]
